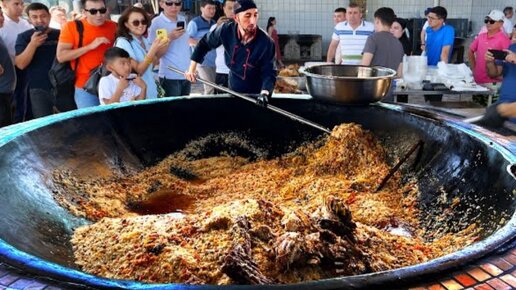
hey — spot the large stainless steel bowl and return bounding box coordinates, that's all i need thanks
[303,64,397,104]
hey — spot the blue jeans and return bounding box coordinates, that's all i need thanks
[74,88,100,108]
[159,78,191,97]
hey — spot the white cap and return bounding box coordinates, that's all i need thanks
[487,10,505,22]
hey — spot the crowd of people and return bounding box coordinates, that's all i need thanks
[0,0,515,129]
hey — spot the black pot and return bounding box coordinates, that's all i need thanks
[0,96,514,289]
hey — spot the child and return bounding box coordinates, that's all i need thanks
[98,47,146,105]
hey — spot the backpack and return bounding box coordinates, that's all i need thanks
[48,20,84,112]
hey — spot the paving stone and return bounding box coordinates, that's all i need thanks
[0,274,20,286]
[428,284,447,290]
[486,278,512,290]
[441,279,464,290]
[490,258,514,272]
[503,254,516,266]
[499,274,516,288]
[480,264,504,277]
[8,279,38,289]
[468,267,492,282]
[454,273,477,287]
[473,284,494,290]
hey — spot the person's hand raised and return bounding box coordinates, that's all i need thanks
[133,76,146,88]
[117,76,129,91]
[30,31,48,48]
[169,27,185,41]
[88,37,110,50]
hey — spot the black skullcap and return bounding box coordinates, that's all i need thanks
[233,0,257,14]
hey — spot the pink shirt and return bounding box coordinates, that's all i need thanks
[470,30,511,84]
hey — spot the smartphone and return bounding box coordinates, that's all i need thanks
[126,73,137,81]
[34,25,46,33]
[156,28,168,40]
[489,49,508,61]
[177,21,185,29]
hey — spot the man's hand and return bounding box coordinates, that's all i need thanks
[169,27,185,41]
[505,50,516,64]
[216,16,229,26]
[184,61,198,83]
[87,37,110,50]
[0,64,4,76]
[256,93,269,107]
[29,31,47,48]
[485,50,496,62]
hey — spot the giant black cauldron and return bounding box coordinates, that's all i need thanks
[0,96,514,289]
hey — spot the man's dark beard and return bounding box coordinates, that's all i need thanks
[243,26,257,37]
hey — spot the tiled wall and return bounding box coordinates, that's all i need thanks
[255,0,349,55]
[253,0,516,60]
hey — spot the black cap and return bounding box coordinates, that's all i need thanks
[233,0,257,14]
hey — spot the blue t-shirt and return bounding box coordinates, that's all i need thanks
[15,28,60,90]
[425,24,454,66]
[187,16,216,67]
[115,35,158,99]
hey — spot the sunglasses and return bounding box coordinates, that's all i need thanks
[131,19,148,26]
[85,7,107,15]
[484,18,497,25]
[164,1,182,6]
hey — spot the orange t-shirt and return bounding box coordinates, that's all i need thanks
[59,19,117,88]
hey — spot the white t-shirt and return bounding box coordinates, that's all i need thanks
[331,20,374,64]
[0,15,32,61]
[98,74,142,105]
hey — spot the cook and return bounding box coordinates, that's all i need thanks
[184,0,276,107]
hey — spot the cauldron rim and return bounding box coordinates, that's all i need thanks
[0,95,514,289]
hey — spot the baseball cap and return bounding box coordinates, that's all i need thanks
[486,10,505,21]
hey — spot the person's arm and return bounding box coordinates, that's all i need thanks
[485,50,503,78]
[467,49,476,70]
[132,76,147,101]
[326,39,339,63]
[497,102,516,118]
[440,45,452,63]
[420,21,428,51]
[15,31,47,69]
[99,77,129,104]
[259,37,277,95]
[186,23,225,82]
[440,26,455,63]
[360,52,373,66]
[360,35,375,66]
[186,21,198,47]
[57,37,110,63]
[396,62,403,77]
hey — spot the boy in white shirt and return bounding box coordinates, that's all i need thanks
[98,47,146,105]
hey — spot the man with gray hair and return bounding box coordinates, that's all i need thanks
[326,3,374,64]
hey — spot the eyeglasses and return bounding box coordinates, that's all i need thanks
[85,8,107,15]
[164,1,181,6]
[484,18,497,25]
[427,15,440,21]
[131,19,148,26]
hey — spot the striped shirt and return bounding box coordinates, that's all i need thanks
[332,20,374,65]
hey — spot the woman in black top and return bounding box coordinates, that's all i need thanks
[391,17,412,56]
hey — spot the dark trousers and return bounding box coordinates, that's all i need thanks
[159,78,191,97]
[13,68,32,123]
[215,73,229,94]
[30,88,54,118]
[0,92,13,128]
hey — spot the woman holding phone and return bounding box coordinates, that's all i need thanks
[115,6,168,99]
